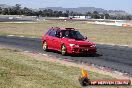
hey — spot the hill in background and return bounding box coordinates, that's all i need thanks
[40,7,130,16]
[0,4,10,8]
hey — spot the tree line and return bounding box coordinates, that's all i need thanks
[0,4,132,20]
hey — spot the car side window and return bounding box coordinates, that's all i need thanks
[55,30,60,38]
[45,29,52,35]
[49,29,56,37]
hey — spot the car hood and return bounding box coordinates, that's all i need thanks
[65,38,95,45]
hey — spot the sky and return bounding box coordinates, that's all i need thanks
[0,0,131,13]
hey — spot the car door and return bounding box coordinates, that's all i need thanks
[48,29,56,49]
[53,30,62,51]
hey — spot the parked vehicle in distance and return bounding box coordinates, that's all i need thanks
[42,27,97,55]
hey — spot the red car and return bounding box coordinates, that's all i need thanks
[42,27,97,55]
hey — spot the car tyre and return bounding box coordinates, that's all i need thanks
[43,41,48,51]
[61,44,67,56]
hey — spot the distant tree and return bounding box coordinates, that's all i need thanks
[86,12,91,16]
[69,11,74,16]
[58,11,63,17]
[41,9,47,16]
[73,12,79,16]
[48,9,53,17]
[104,13,110,19]
[109,15,116,20]
[0,7,2,14]
[120,16,126,20]
[99,14,104,19]
[14,4,22,15]
[43,9,50,17]
[126,15,132,20]
[22,7,33,16]
[64,10,69,17]
[91,11,100,19]
[2,8,8,15]
[38,10,43,16]
[52,11,58,17]
[69,11,78,16]
[7,8,12,15]
[93,11,98,14]
[63,12,69,17]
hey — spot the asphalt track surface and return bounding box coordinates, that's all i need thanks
[0,36,132,75]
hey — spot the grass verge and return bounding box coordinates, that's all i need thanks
[0,48,131,88]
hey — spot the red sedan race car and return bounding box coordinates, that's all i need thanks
[42,27,97,55]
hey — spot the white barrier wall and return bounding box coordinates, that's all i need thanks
[95,21,132,27]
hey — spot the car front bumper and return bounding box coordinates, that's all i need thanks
[67,46,97,54]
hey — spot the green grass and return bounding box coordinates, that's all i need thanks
[0,48,131,88]
[0,21,132,45]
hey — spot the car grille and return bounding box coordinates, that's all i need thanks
[79,45,92,47]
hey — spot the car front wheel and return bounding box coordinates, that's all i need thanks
[61,44,67,56]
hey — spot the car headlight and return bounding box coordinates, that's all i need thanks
[91,44,96,48]
[69,44,79,47]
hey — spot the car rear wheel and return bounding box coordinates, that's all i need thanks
[61,44,67,56]
[43,41,48,51]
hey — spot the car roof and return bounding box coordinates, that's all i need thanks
[49,27,75,31]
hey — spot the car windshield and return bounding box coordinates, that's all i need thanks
[62,30,85,40]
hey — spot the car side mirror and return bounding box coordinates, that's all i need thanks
[84,36,87,40]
